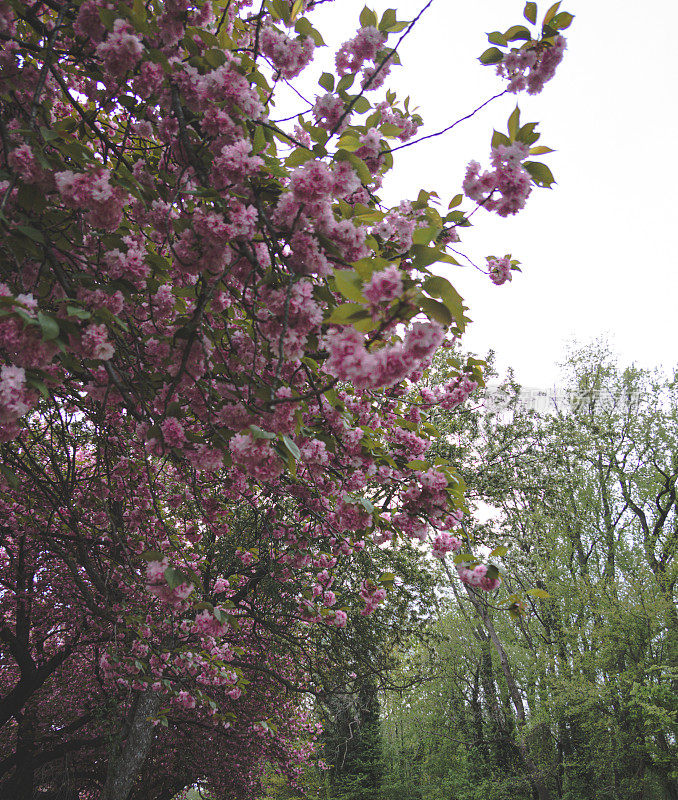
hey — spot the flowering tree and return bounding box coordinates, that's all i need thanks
[0,0,571,796]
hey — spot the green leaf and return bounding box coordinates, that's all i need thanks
[405,459,430,470]
[326,303,370,325]
[336,134,362,152]
[334,150,372,184]
[337,74,356,92]
[281,434,301,460]
[527,588,551,599]
[516,121,540,145]
[491,130,511,148]
[295,18,325,45]
[379,8,396,32]
[0,463,20,488]
[507,106,520,140]
[524,2,537,24]
[411,244,457,269]
[131,0,149,29]
[17,184,47,214]
[37,312,59,341]
[334,270,365,302]
[487,31,507,46]
[504,24,531,41]
[418,296,452,326]
[479,47,504,65]
[529,145,555,155]
[379,571,395,584]
[423,276,465,325]
[359,6,377,27]
[249,424,276,440]
[98,7,116,29]
[267,0,290,22]
[550,11,574,29]
[252,125,267,154]
[285,148,315,167]
[352,96,371,114]
[204,48,227,68]
[524,160,556,187]
[359,496,375,513]
[164,567,187,589]
[290,0,304,21]
[490,545,509,558]
[412,227,436,246]
[26,376,49,399]
[141,549,164,562]
[318,72,335,92]
[380,122,405,138]
[543,1,561,25]
[16,224,45,244]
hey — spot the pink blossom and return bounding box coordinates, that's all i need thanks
[161,417,186,447]
[313,93,347,131]
[82,324,115,361]
[332,610,347,627]
[336,26,386,81]
[431,532,462,559]
[261,27,315,79]
[363,265,403,305]
[96,19,144,78]
[488,256,512,285]
[463,143,532,217]
[498,37,567,95]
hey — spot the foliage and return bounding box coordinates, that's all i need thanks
[0,0,570,797]
[378,344,678,800]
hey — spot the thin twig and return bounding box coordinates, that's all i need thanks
[382,89,509,155]
[330,0,437,136]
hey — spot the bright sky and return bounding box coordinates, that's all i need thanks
[302,0,678,388]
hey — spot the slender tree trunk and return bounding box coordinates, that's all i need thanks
[13,707,36,800]
[102,689,162,800]
[464,586,553,800]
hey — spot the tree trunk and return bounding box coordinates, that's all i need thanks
[102,689,162,800]
[464,586,553,800]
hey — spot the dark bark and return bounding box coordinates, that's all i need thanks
[102,689,162,800]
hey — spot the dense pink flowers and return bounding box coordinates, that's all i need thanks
[363,265,403,306]
[457,562,501,592]
[0,365,30,436]
[336,26,390,88]
[261,27,315,79]
[211,140,264,188]
[463,142,532,217]
[498,36,567,94]
[488,256,513,285]
[230,432,284,482]
[324,322,444,390]
[0,0,569,791]
[55,167,128,230]
[432,532,463,559]
[95,18,144,77]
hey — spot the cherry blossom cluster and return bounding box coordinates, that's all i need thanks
[420,374,479,411]
[359,580,388,615]
[487,256,513,286]
[0,0,570,791]
[324,322,444,390]
[463,142,532,216]
[336,25,390,89]
[457,562,501,592]
[498,36,567,95]
[261,27,315,79]
[431,531,463,559]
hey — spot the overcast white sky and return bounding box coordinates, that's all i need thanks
[301,0,678,388]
